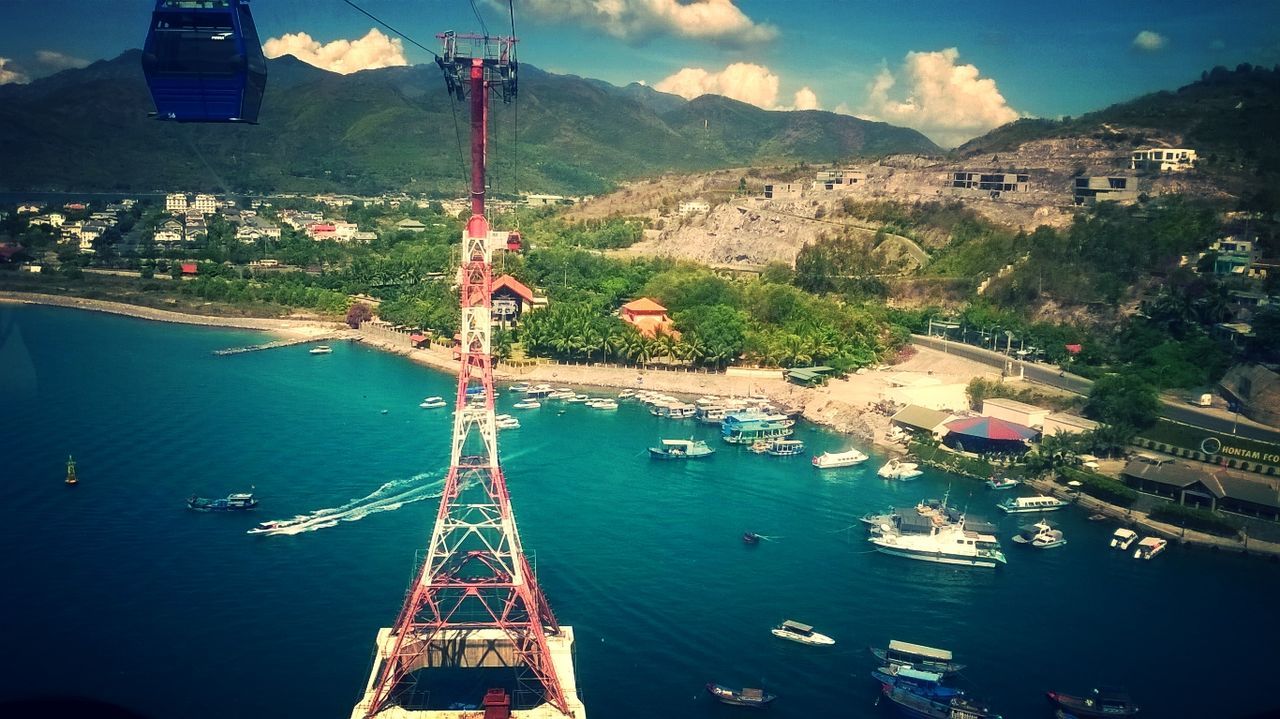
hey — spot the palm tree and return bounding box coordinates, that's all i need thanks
[656,333,678,365]
[678,334,708,366]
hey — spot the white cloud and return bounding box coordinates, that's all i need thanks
[0,57,28,85]
[521,0,776,45]
[262,28,407,74]
[792,87,819,111]
[35,50,89,71]
[1133,30,1168,52]
[853,48,1020,148]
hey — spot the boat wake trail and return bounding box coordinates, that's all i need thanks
[249,471,446,537]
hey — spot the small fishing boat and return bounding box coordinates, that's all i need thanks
[1012,520,1067,549]
[747,440,770,454]
[766,439,805,456]
[187,493,259,511]
[308,345,332,355]
[705,683,776,707]
[872,666,1001,719]
[419,396,447,409]
[812,448,868,468]
[771,620,835,646]
[878,458,923,480]
[869,640,966,677]
[1110,528,1138,550]
[743,531,761,545]
[1046,688,1139,718]
[512,400,541,409]
[1133,536,1166,560]
[997,495,1070,514]
[65,455,79,486]
[986,476,1019,490]
[649,439,715,459]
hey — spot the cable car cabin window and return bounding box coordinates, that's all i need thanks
[149,13,240,76]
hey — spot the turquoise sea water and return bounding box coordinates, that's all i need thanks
[2,304,1278,718]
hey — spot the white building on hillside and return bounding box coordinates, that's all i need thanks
[1131,148,1197,172]
[678,200,710,216]
[166,193,188,214]
[192,194,218,215]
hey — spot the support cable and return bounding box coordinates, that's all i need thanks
[339,0,441,60]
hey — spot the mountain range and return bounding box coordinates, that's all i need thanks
[0,50,938,196]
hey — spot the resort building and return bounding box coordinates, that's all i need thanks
[889,405,955,438]
[762,183,803,201]
[943,416,1037,455]
[1041,413,1099,437]
[395,218,427,233]
[1130,148,1197,173]
[1073,176,1139,205]
[165,193,188,214]
[192,194,219,215]
[949,171,1029,195]
[677,200,710,216]
[814,169,866,190]
[1121,459,1280,521]
[981,398,1050,430]
[491,274,543,325]
[620,297,677,338]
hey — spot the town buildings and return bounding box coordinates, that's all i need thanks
[1130,147,1197,173]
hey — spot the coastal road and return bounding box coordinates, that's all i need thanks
[911,334,1280,444]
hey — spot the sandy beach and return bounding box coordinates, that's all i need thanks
[6,290,999,441]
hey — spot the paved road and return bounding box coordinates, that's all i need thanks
[911,334,1280,444]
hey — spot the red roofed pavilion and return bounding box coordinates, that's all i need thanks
[621,297,678,338]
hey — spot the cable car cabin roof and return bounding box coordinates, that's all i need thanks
[780,620,812,633]
[888,640,953,661]
[142,0,267,123]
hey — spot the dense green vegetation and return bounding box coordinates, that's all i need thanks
[965,377,1084,413]
[1056,466,1139,507]
[0,52,936,196]
[1149,503,1242,536]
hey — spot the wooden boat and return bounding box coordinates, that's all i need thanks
[872,666,1001,719]
[705,683,776,707]
[65,455,78,486]
[771,620,834,646]
[649,439,715,460]
[869,640,966,677]
[1046,688,1139,717]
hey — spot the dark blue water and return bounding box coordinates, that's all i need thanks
[2,305,1278,719]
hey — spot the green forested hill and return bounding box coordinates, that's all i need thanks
[0,51,938,196]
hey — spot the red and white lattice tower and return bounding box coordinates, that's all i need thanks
[354,33,578,718]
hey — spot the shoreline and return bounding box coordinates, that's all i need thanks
[0,291,347,339]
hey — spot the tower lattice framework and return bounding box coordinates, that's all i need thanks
[361,33,573,717]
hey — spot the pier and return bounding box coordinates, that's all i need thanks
[212,331,355,355]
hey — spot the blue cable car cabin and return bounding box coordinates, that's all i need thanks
[141,0,267,123]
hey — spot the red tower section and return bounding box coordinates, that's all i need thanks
[357,33,574,717]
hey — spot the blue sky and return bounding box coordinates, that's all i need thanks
[1,0,1277,146]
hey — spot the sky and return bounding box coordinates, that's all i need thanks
[1,0,1278,147]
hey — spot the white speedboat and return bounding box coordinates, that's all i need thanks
[548,390,575,400]
[771,620,835,646]
[308,345,332,355]
[1012,520,1067,549]
[618,389,637,399]
[870,517,1007,568]
[509,383,530,393]
[812,448,869,468]
[419,397,447,409]
[877,458,923,480]
[1110,528,1138,550]
[513,400,541,409]
[588,399,619,410]
[997,495,1070,514]
[567,394,591,403]
[1133,536,1167,560]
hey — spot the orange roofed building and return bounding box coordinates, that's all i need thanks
[621,297,679,338]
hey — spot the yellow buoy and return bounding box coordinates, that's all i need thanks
[65,455,78,486]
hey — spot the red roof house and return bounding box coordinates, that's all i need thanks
[491,274,538,324]
[180,262,198,275]
[621,297,678,338]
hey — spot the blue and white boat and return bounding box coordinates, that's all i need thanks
[872,665,1002,719]
[649,439,715,460]
[187,492,258,511]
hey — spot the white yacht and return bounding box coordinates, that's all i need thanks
[308,345,332,355]
[1012,520,1067,549]
[770,620,835,646]
[588,398,619,410]
[618,389,637,399]
[870,517,1007,568]
[513,400,541,409]
[812,448,869,468]
[877,458,923,480]
[1110,528,1138,550]
[567,394,591,403]
[419,396,447,409]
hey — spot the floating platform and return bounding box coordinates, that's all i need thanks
[351,626,585,719]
